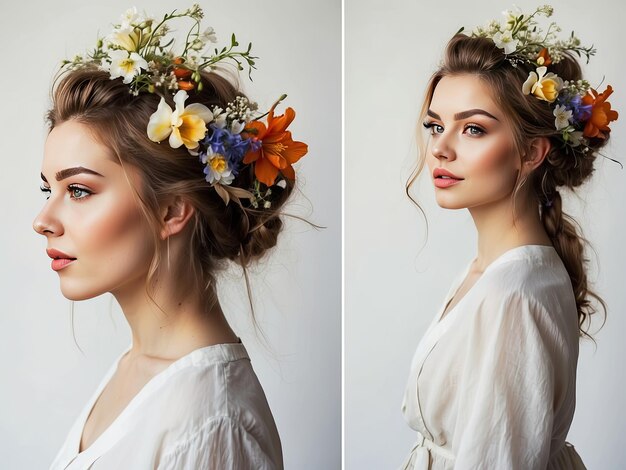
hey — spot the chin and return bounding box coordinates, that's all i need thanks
[434,194,468,210]
[58,280,107,301]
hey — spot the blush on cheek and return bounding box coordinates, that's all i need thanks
[70,192,155,297]
[468,141,518,190]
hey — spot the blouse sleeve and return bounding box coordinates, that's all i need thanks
[156,416,280,470]
[452,292,564,470]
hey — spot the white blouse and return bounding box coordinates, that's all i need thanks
[50,341,283,470]
[400,245,587,470]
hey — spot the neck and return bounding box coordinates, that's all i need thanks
[110,260,238,361]
[468,191,552,272]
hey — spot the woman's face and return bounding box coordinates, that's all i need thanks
[33,120,155,301]
[424,74,520,210]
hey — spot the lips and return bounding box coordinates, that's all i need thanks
[433,167,464,189]
[433,167,463,180]
[47,248,77,272]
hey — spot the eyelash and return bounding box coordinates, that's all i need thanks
[422,121,486,137]
[423,121,444,135]
[39,184,92,201]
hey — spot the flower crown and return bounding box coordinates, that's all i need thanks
[462,5,618,157]
[59,4,308,208]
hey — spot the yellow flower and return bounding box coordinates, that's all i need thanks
[522,66,563,102]
[147,90,213,150]
[107,25,151,52]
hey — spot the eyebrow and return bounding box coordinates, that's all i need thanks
[40,166,104,183]
[427,108,500,121]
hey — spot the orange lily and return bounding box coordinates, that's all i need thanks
[243,106,308,186]
[582,85,619,139]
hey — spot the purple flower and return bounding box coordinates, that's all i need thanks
[198,123,256,177]
[557,93,592,125]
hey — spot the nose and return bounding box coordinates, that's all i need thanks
[430,131,456,162]
[33,203,62,237]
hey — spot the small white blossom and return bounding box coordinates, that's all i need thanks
[553,104,573,130]
[119,7,142,28]
[492,30,518,54]
[105,50,148,84]
[567,130,584,147]
[201,27,217,43]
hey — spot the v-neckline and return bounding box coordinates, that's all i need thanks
[69,340,247,465]
[434,244,555,326]
[75,344,133,456]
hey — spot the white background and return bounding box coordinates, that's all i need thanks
[0,1,340,469]
[346,0,625,468]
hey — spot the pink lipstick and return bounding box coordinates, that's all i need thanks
[433,167,464,188]
[47,248,77,272]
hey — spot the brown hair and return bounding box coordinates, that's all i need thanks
[46,67,294,324]
[406,34,609,341]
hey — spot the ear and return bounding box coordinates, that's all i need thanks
[159,196,196,240]
[521,136,551,177]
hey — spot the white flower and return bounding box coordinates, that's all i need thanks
[230,120,246,134]
[201,27,217,43]
[202,149,235,185]
[147,90,213,149]
[566,130,584,147]
[553,104,573,130]
[106,50,148,84]
[502,7,521,29]
[492,30,518,55]
[120,7,141,28]
[209,107,228,129]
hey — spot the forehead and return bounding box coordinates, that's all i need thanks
[42,120,119,175]
[430,74,501,118]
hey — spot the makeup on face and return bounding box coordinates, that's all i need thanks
[423,75,518,209]
[34,120,155,301]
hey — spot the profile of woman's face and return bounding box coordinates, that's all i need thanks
[424,74,520,210]
[33,120,154,301]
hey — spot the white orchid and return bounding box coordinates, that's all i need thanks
[553,104,572,130]
[104,50,148,84]
[147,90,213,149]
[492,30,518,54]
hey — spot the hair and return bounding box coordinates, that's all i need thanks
[46,67,294,327]
[406,33,609,342]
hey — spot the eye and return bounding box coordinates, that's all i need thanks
[40,185,51,200]
[423,121,444,135]
[68,185,91,200]
[464,124,486,136]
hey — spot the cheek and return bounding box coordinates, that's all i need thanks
[465,138,518,188]
[77,191,153,277]
[64,193,154,298]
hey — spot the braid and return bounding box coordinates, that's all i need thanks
[540,189,606,341]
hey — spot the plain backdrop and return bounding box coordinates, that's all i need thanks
[346,0,625,468]
[0,1,340,469]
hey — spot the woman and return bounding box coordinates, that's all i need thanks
[400,6,617,469]
[33,6,307,469]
